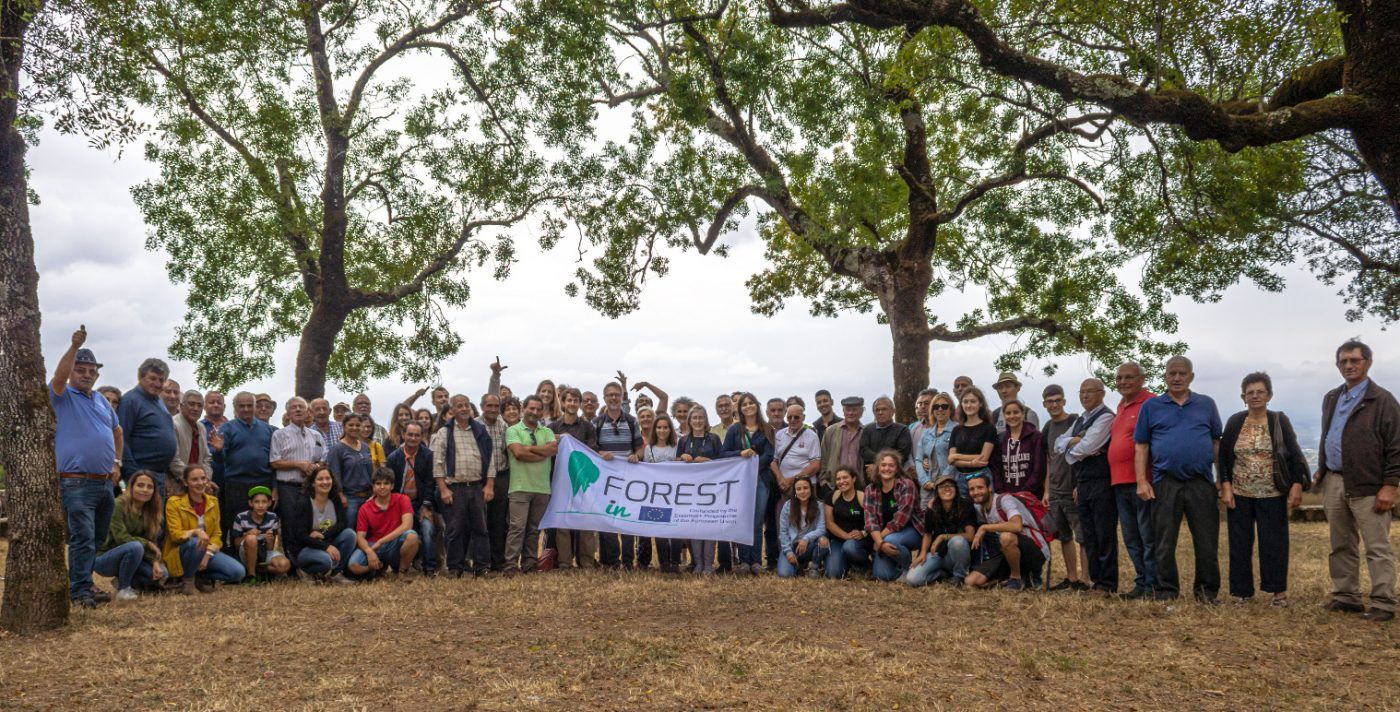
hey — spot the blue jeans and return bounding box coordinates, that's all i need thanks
[777,540,829,577]
[736,478,770,566]
[293,529,359,575]
[179,537,246,583]
[872,527,923,581]
[349,531,417,572]
[906,536,972,586]
[417,512,440,574]
[826,537,872,579]
[1114,483,1158,592]
[345,496,367,534]
[94,541,156,590]
[60,477,115,600]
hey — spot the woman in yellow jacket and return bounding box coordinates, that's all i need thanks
[163,465,246,593]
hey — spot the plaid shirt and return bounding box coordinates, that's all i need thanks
[475,415,508,474]
[312,420,343,442]
[431,423,486,485]
[864,477,923,535]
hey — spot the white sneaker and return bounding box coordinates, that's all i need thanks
[330,573,354,585]
[115,588,139,602]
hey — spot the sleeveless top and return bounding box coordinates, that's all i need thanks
[831,492,864,534]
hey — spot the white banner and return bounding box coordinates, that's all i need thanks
[539,434,758,544]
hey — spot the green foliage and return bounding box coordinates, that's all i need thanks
[43,0,601,391]
[549,2,1187,379]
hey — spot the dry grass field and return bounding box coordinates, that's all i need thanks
[2,521,1399,711]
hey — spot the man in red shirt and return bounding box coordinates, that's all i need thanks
[1110,361,1158,599]
[348,468,420,580]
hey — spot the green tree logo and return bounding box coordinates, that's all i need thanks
[568,450,601,497]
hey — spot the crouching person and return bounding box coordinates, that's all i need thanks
[348,468,420,580]
[163,465,246,593]
[906,474,976,586]
[287,466,357,583]
[964,472,1049,591]
[778,478,828,578]
[95,470,169,600]
[232,486,291,581]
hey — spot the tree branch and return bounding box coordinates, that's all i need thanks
[344,2,474,126]
[699,185,765,254]
[929,316,1087,348]
[408,40,515,145]
[1264,56,1344,112]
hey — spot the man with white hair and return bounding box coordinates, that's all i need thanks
[860,396,912,480]
[270,396,327,535]
[170,389,211,490]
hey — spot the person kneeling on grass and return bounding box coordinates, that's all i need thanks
[231,486,291,582]
[824,467,870,579]
[864,449,924,582]
[778,478,828,578]
[163,465,246,594]
[348,468,420,581]
[95,470,168,601]
[286,466,357,583]
[905,474,976,587]
[964,473,1049,591]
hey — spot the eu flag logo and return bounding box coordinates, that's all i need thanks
[638,506,672,523]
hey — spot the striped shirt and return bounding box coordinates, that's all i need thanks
[269,423,327,484]
[593,410,642,454]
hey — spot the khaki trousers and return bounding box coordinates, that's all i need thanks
[504,492,550,572]
[556,529,598,569]
[1323,473,1397,611]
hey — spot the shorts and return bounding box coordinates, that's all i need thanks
[348,531,413,572]
[243,536,286,567]
[1044,496,1083,543]
[972,534,1047,582]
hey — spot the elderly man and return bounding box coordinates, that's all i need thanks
[254,393,277,424]
[477,392,512,571]
[118,358,177,493]
[50,326,123,608]
[161,378,182,416]
[216,391,276,543]
[860,396,912,480]
[308,397,343,442]
[432,394,496,578]
[992,371,1040,434]
[202,390,228,484]
[820,396,866,494]
[269,396,327,542]
[1056,379,1116,595]
[354,393,387,443]
[1108,361,1158,598]
[1134,356,1224,604]
[773,404,822,494]
[170,389,211,491]
[1317,339,1400,622]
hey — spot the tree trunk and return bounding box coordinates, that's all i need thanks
[1340,0,1400,218]
[293,299,349,400]
[0,0,71,634]
[872,258,934,423]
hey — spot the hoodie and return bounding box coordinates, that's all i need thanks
[992,420,1045,497]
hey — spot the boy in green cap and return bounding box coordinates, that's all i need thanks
[231,486,290,581]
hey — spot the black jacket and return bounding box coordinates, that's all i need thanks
[1218,410,1310,494]
[386,444,437,512]
[285,495,349,561]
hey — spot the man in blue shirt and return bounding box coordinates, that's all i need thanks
[49,326,123,608]
[117,357,177,495]
[1134,355,1224,603]
[214,391,275,545]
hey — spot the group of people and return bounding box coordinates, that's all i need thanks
[49,326,1399,622]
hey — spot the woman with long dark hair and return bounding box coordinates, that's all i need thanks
[384,403,415,452]
[643,413,685,573]
[287,466,358,582]
[947,387,997,497]
[905,474,976,586]
[722,392,775,576]
[824,466,869,579]
[777,478,828,577]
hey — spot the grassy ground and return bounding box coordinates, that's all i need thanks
[2,522,1398,711]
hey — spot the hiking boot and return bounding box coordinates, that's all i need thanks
[180,577,197,596]
[195,578,217,594]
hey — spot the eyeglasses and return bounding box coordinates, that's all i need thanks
[931,404,951,411]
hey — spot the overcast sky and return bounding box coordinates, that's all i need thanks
[29,127,1397,443]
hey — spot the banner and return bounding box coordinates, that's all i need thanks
[540,435,758,544]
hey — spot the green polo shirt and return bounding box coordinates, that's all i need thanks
[505,422,556,494]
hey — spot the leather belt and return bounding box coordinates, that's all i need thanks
[59,472,111,481]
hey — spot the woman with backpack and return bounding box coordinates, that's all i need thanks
[1218,372,1310,606]
[864,449,924,582]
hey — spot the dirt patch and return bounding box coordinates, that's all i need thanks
[1,522,1398,710]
